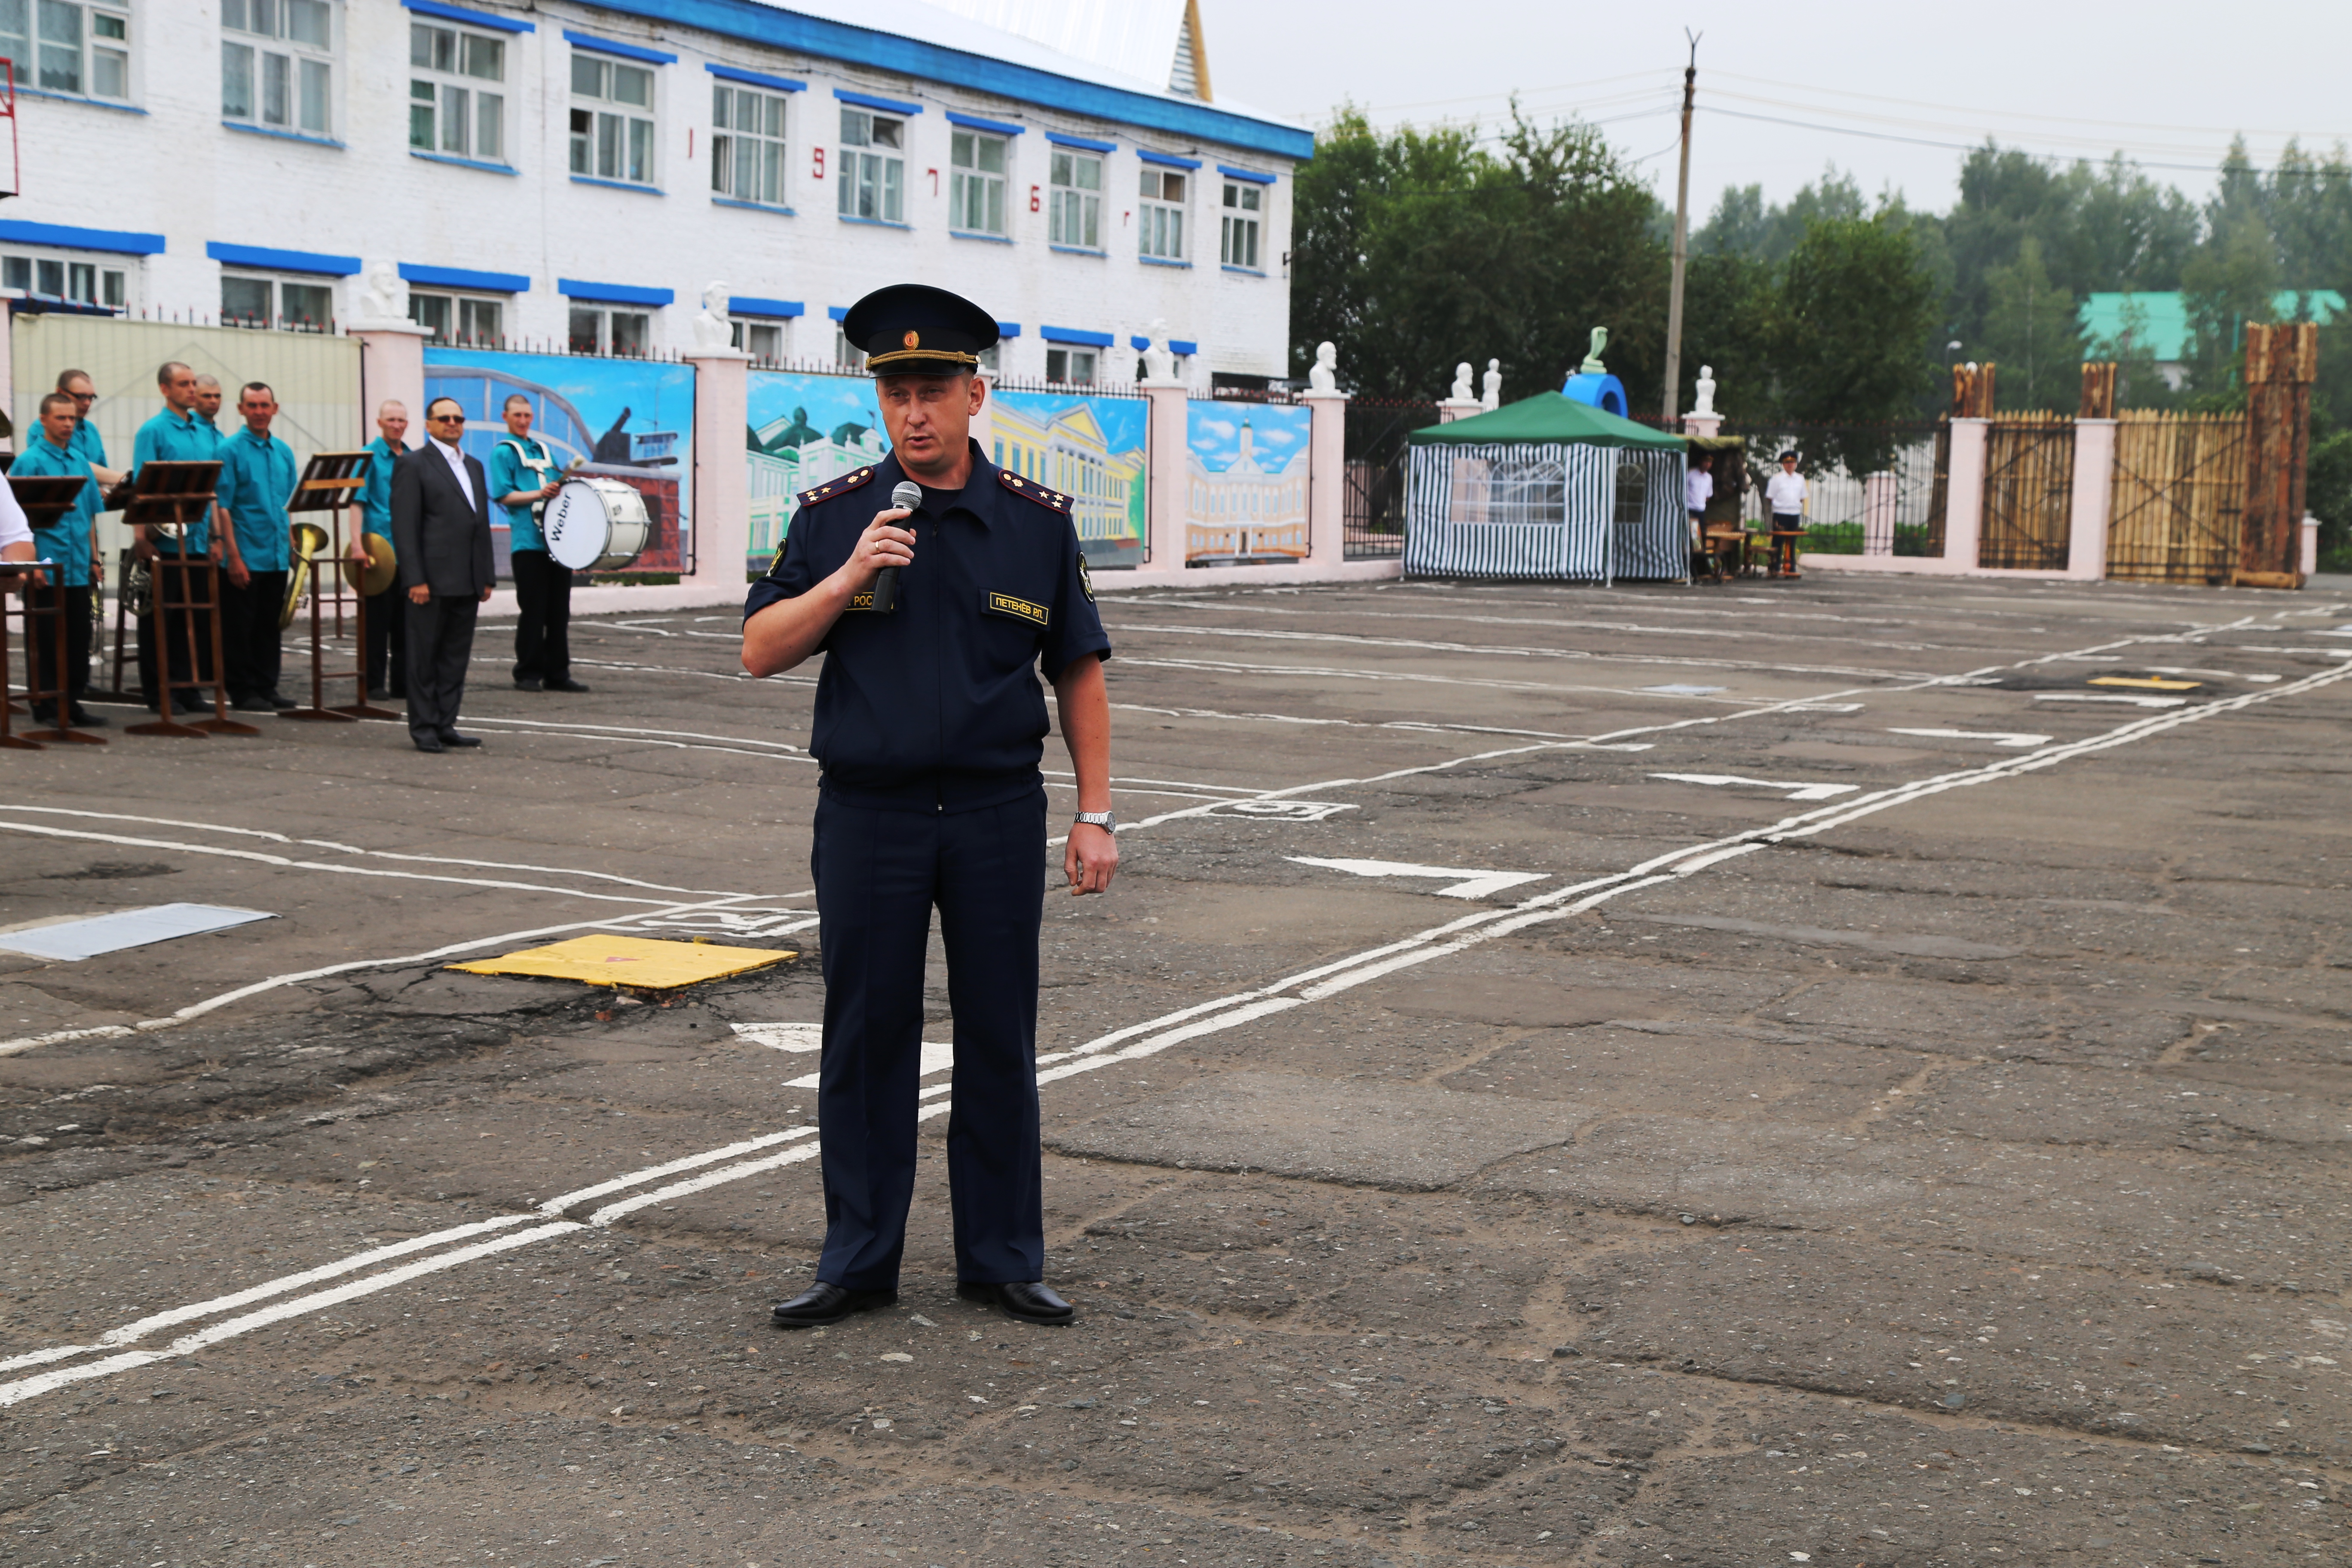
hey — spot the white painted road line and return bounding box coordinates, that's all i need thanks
[1286,857,1550,900]
[1889,728,2054,748]
[1650,772,1862,802]
[2031,692,2190,707]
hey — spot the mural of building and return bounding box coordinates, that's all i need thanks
[991,391,1148,566]
[1186,403,1310,561]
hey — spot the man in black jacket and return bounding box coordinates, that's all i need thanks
[392,397,495,754]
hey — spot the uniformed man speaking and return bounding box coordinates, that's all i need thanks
[742,285,1116,1328]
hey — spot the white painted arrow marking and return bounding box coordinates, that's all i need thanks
[1286,857,1550,900]
[1649,772,1861,802]
[2030,692,2188,708]
[1888,728,2054,749]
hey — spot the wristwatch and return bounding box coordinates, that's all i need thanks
[1072,810,1117,834]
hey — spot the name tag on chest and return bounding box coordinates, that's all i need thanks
[982,591,1049,628]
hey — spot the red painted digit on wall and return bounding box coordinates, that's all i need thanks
[813,147,826,178]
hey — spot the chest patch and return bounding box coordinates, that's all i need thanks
[983,591,1049,628]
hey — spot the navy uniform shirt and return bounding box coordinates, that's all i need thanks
[746,440,1110,813]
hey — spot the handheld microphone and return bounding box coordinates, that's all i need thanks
[873,480,922,614]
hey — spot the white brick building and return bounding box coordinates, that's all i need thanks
[0,0,1310,384]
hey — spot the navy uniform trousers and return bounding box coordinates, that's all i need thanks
[812,784,1048,1292]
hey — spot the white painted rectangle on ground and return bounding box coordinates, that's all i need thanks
[1649,772,1860,802]
[2031,693,2189,708]
[1889,728,2053,748]
[0,904,275,962]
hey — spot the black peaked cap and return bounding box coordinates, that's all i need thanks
[843,284,1000,377]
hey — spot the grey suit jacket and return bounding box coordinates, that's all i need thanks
[391,443,495,597]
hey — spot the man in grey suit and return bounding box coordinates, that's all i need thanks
[392,397,495,754]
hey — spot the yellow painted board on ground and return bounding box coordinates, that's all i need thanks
[449,935,797,989]
[2088,676,2202,690]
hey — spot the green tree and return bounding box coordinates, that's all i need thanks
[1978,236,2085,410]
[1770,210,1939,470]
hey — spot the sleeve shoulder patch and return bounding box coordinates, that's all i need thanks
[998,468,1074,514]
[796,466,880,508]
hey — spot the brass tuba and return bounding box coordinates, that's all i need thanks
[279,521,331,629]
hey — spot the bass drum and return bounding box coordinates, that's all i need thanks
[543,477,652,572]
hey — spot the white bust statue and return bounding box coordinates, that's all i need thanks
[1692,364,1717,417]
[1449,361,1476,403]
[691,281,734,352]
[1308,340,1339,394]
[1141,318,1178,382]
[355,262,407,326]
[1481,357,1501,411]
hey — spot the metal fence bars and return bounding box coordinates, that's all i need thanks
[1341,399,1440,559]
[1979,416,2077,571]
[2104,411,2249,584]
[1721,424,1945,557]
[1404,443,1629,581]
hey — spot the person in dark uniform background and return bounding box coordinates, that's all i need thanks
[742,283,1117,1329]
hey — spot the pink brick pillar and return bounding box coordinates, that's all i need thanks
[1304,390,1346,562]
[685,348,750,587]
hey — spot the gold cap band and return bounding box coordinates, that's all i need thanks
[866,347,980,371]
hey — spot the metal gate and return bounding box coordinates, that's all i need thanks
[2104,410,2249,584]
[1979,417,2076,570]
[1343,399,1439,558]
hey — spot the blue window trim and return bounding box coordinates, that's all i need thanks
[558,278,675,307]
[569,0,1312,162]
[1221,264,1268,278]
[731,295,803,319]
[1138,255,1192,270]
[16,86,145,114]
[1049,244,1105,259]
[833,87,922,116]
[1045,131,1115,153]
[996,322,1021,338]
[224,121,344,150]
[1139,149,1201,170]
[208,241,361,277]
[404,0,534,34]
[952,229,1014,245]
[838,214,913,231]
[401,263,530,294]
[571,175,664,196]
[713,196,797,217]
[563,28,677,64]
[1170,340,1198,356]
[827,306,852,321]
[0,219,164,257]
[410,150,519,176]
[707,62,805,93]
[1041,325,1112,348]
[1218,164,1276,185]
[945,110,1023,137]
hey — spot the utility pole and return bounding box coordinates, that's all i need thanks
[1660,30,1699,425]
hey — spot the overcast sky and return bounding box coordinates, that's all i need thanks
[1197,0,2349,219]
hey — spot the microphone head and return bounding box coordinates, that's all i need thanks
[890,481,922,511]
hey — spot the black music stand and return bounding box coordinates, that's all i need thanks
[117,461,256,738]
[8,474,105,744]
[282,450,392,720]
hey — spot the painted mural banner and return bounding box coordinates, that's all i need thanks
[745,369,888,570]
[424,348,695,577]
[989,388,1148,568]
[1187,400,1311,563]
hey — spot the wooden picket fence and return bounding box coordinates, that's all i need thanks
[2105,410,2249,585]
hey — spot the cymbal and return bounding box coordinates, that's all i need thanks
[345,533,398,597]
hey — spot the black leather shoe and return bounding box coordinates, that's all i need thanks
[438,730,483,747]
[67,706,106,728]
[958,1280,1075,1324]
[368,686,393,701]
[513,677,544,692]
[265,691,297,710]
[412,733,446,753]
[770,1282,896,1328]
[231,694,273,712]
[545,677,591,693]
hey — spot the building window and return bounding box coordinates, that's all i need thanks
[1139,168,1186,260]
[2,251,126,308]
[838,106,903,223]
[712,83,787,206]
[221,273,334,331]
[1221,180,1262,270]
[569,305,649,356]
[833,322,866,371]
[409,290,503,347]
[0,0,132,99]
[222,0,333,138]
[1045,346,1096,386]
[1049,148,1101,249]
[950,129,1007,236]
[570,53,654,185]
[732,318,784,364]
[409,18,502,162]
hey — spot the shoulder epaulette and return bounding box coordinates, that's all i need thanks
[797,466,879,507]
[999,469,1074,514]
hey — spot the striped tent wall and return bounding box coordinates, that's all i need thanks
[1401,442,1615,580]
[1612,447,1691,582]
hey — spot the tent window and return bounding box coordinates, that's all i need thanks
[1613,460,1647,529]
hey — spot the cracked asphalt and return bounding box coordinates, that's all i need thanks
[0,574,2348,1568]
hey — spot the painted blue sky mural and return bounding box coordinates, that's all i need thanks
[1187,402,1311,473]
[747,371,884,448]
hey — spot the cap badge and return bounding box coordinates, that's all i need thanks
[903,331,921,348]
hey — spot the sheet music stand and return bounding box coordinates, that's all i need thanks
[117,461,257,739]
[0,561,58,749]
[289,450,371,639]
[8,474,105,744]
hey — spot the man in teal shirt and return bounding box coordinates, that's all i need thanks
[357,399,410,700]
[487,392,586,692]
[215,381,300,710]
[14,390,104,726]
[130,360,223,711]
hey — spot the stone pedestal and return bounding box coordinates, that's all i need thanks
[350,323,431,436]
[1436,398,1482,424]
[2303,512,2321,578]
[2066,418,2117,582]
[1681,413,1721,441]
[1140,380,1189,571]
[1303,391,1346,562]
[1944,418,1988,567]
[684,349,750,587]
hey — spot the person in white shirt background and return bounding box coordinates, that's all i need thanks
[1685,450,1715,546]
[1764,450,1807,576]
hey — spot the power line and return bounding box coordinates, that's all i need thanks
[1703,68,2352,144]
[1705,86,2337,162]
[1698,104,2346,178]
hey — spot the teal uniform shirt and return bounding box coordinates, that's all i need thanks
[10,430,98,587]
[66,417,108,472]
[487,434,558,552]
[217,426,298,573]
[358,435,403,542]
[130,407,221,554]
